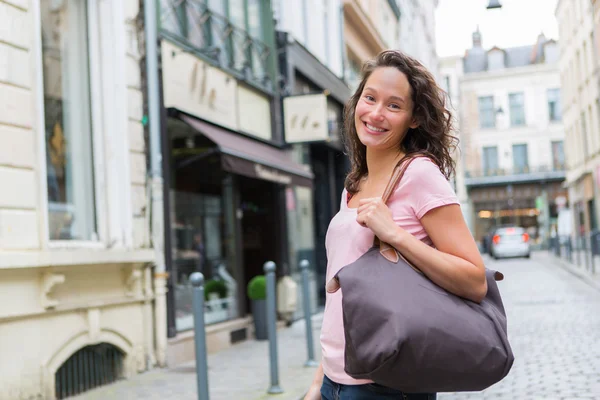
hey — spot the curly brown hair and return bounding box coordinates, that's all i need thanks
[343,50,458,195]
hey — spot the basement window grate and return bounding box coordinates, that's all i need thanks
[55,343,125,399]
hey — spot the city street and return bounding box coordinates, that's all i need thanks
[441,252,600,400]
[69,252,600,400]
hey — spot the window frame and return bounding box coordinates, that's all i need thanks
[478,96,496,129]
[547,88,562,122]
[34,0,133,250]
[508,92,526,127]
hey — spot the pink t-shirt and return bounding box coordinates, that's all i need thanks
[320,157,460,385]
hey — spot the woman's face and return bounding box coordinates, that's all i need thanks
[354,67,418,152]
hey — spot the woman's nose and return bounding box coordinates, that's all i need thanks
[371,104,385,120]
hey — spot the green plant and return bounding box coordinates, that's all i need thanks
[204,279,228,301]
[247,275,266,300]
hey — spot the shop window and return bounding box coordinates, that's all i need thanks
[285,186,317,319]
[41,0,97,241]
[172,191,238,331]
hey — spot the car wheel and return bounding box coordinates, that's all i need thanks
[525,253,531,259]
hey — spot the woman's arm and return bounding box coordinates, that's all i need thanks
[389,204,487,303]
[303,363,324,400]
[357,200,486,303]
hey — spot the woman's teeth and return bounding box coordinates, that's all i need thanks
[366,123,386,132]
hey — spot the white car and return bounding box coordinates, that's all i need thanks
[490,226,531,259]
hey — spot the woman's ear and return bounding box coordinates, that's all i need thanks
[409,118,420,129]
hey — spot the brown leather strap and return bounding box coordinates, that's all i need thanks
[373,155,420,248]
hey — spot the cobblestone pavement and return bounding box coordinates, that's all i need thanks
[440,252,600,400]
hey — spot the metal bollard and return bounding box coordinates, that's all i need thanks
[264,261,283,394]
[299,260,318,367]
[190,272,210,400]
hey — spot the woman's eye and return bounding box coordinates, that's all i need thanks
[364,95,375,102]
[389,103,400,110]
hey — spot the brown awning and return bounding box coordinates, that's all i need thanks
[179,114,313,187]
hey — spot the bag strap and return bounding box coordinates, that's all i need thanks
[373,154,420,253]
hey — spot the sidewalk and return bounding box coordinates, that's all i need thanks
[71,314,323,400]
[541,250,600,292]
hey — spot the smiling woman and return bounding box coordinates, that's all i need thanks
[303,50,490,400]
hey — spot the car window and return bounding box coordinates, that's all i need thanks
[496,227,525,236]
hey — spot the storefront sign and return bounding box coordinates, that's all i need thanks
[283,94,329,143]
[161,41,239,131]
[254,164,292,185]
[237,85,272,140]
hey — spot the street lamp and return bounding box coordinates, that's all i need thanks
[487,0,503,9]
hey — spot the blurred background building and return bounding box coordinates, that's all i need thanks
[397,0,440,79]
[0,1,156,399]
[445,29,567,246]
[555,0,600,242]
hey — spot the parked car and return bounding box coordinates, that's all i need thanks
[490,226,531,259]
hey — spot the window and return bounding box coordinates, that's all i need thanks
[547,88,562,121]
[582,112,589,159]
[482,146,499,176]
[478,96,495,128]
[41,0,97,241]
[551,141,565,170]
[444,75,451,98]
[512,144,529,173]
[509,92,525,126]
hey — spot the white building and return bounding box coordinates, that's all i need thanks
[397,0,440,79]
[452,30,567,244]
[556,0,600,237]
[0,1,157,398]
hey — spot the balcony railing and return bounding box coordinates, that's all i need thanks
[465,164,567,186]
[159,0,272,90]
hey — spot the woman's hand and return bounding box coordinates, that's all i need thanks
[356,197,402,244]
[303,384,321,400]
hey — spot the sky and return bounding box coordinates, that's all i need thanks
[435,0,560,58]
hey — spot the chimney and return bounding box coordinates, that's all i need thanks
[473,26,482,48]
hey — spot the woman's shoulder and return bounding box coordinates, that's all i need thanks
[403,156,446,180]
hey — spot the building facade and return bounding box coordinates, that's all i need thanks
[457,31,567,245]
[440,55,472,230]
[157,0,318,365]
[0,1,156,399]
[343,0,401,88]
[397,0,440,79]
[556,0,600,240]
[274,0,351,307]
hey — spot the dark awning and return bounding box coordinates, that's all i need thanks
[178,113,313,187]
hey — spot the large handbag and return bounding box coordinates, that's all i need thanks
[326,155,514,393]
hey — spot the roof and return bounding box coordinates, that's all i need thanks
[463,35,557,74]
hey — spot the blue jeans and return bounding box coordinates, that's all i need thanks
[320,376,436,400]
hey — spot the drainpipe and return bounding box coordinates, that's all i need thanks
[144,0,168,367]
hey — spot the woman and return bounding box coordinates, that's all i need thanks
[304,51,487,400]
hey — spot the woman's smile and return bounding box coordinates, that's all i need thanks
[362,121,389,135]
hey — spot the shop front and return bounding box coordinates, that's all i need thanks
[278,32,351,307]
[159,36,315,363]
[470,181,568,247]
[165,109,313,347]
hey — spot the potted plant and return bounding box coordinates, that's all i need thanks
[204,279,228,304]
[247,275,268,340]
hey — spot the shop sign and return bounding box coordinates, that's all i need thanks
[283,94,329,143]
[161,41,239,131]
[254,164,292,185]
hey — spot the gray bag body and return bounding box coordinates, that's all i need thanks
[329,156,514,393]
